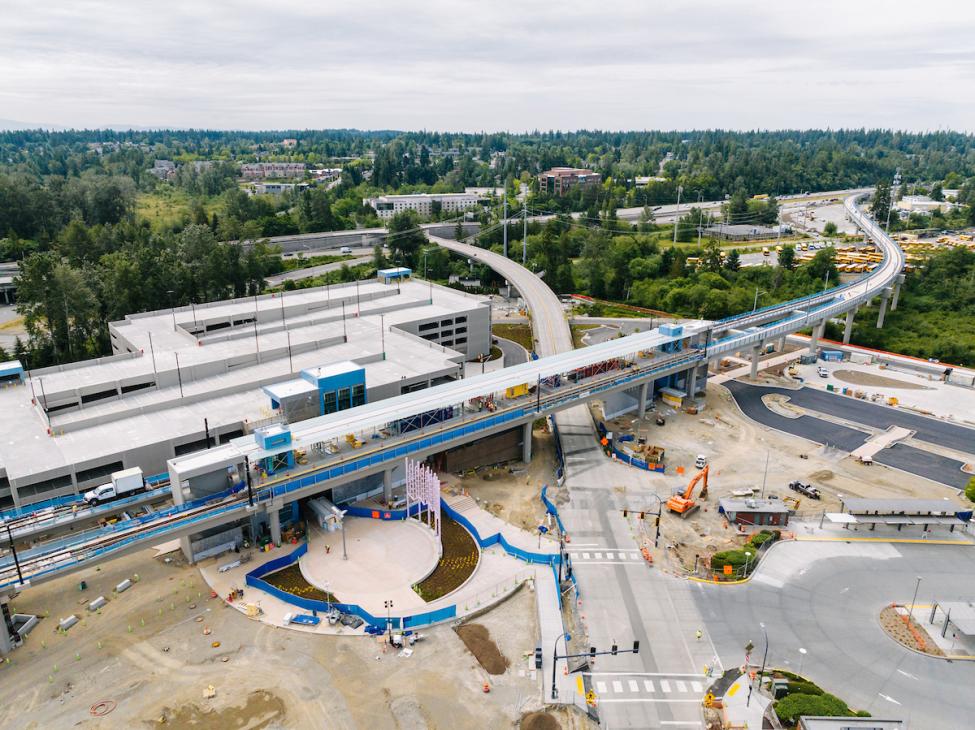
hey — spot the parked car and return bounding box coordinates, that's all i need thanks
[817,366,828,378]
[694,454,708,469]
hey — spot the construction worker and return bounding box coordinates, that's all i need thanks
[696,630,703,642]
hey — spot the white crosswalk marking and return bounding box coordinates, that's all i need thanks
[660,680,671,693]
[612,680,624,693]
[596,681,607,694]
[582,552,590,559]
[691,681,703,693]
[628,680,639,692]
[595,552,603,559]
[629,552,639,560]
[643,679,655,692]
[676,680,687,692]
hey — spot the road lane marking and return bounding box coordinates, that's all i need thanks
[628,680,639,692]
[596,699,701,704]
[879,693,901,705]
[582,552,590,559]
[660,722,703,726]
[586,672,705,677]
[896,670,918,681]
[596,681,607,693]
[676,680,687,692]
[595,552,603,559]
[691,681,703,693]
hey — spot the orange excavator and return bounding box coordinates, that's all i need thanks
[666,465,709,518]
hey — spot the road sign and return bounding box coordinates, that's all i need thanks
[586,690,597,706]
[723,564,733,575]
[703,692,715,708]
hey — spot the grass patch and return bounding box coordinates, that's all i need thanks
[262,563,336,603]
[135,188,223,230]
[571,324,598,348]
[493,323,534,353]
[414,512,478,602]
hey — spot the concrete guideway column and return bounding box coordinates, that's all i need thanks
[0,596,14,656]
[383,468,393,504]
[877,288,891,329]
[843,308,856,345]
[687,365,698,398]
[778,336,787,352]
[808,321,824,354]
[522,421,532,463]
[750,344,761,379]
[637,382,649,419]
[269,505,281,547]
[891,275,903,311]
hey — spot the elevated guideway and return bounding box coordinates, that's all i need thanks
[0,195,902,592]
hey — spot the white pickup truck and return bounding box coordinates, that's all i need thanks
[83,467,145,506]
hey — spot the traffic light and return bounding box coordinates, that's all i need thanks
[622,509,628,517]
[611,643,618,656]
[590,646,597,660]
[633,640,640,654]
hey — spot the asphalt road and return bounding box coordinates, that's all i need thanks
[696,540,975,729]
[725,381,970,489]
[493,335,528,365]
[266,254,372,286]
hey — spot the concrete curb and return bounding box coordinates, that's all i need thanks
[878,605,975,663]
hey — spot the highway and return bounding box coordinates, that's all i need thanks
[265,254,372,286]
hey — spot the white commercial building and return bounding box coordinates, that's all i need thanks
[0,279,492,509]
[363,192,480,220]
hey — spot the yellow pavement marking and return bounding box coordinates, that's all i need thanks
[727,682,740,698]
[577,676,584,695]
[794,536,973,546]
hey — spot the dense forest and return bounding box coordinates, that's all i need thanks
[2,128,974,368]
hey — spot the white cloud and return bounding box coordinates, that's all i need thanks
[0,0,973,131]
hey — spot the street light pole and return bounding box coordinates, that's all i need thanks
[907,576,922,627]
[673,185,683,245]
[746,623,768,707]
[752,289,767,313]
[385,599,394,639]
[167,290,176,332]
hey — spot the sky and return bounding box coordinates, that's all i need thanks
[1,0,974,132]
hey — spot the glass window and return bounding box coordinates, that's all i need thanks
[322,390,338,415]
[338,387,351,409]
[352,384,365,407]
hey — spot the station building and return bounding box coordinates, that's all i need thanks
[0,278,493,510]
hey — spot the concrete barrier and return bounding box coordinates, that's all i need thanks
[59,615,79,631]
[115,579,132,593]
[87,596,107,611]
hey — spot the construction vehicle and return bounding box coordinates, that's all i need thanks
[783,496,801,510]
[666,465,709,518]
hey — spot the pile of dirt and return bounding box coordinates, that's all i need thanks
[454,623,509,674]
[521,711,561,729]
[154,689,286,729]
[809,470,834,481]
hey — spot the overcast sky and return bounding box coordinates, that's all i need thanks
[1,0,973,132]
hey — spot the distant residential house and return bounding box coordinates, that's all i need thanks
[281,138,298,149]
[147,159,177,180]
[538,167,601,196]
[240,162,307,179]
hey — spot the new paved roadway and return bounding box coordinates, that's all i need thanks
[696,540,975,729]
[726,381,971,489]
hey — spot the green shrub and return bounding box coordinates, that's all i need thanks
[749,531,774,548]
[965,477,975,503]
[785,681,823,696]
[774,693,854,724]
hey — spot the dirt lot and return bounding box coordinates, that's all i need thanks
[594,376,966,571]
[442,426,556,534]
[832,369,932,390]
[0,542,566,730]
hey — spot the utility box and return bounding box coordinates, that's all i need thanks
[821,350,843,362]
